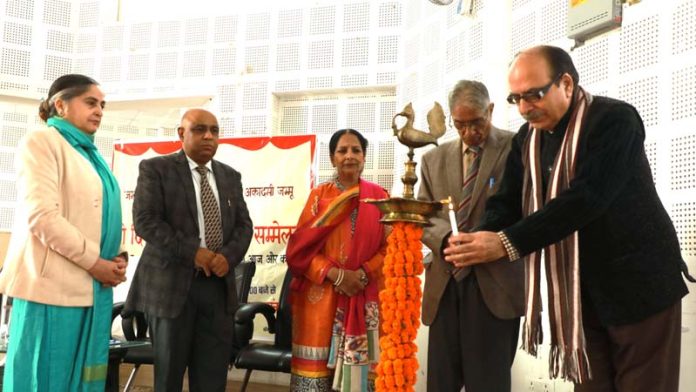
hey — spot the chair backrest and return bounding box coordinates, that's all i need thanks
[234,262,256,303]
[273,269,293,349]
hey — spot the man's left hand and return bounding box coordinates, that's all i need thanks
[210,254,230,277]
[444,231,507,268]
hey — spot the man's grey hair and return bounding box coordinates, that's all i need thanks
[448,80,490,113]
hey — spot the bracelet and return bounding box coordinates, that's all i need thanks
[333,268,345,286]
[358,268,369,286]
[497,231,520,261]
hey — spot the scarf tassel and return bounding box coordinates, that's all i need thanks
[549,345,592,384]
[521,316,543,356]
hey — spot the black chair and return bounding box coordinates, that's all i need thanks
[118,261,257,392]
[233,269,292,392]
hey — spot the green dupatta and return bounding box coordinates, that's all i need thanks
[47,116,122,386]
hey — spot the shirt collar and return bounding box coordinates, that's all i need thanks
[185,155,214,173]
[462,140,486,153]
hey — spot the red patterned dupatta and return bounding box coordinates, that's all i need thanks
[287,180,385,391]
[286,185,360,292]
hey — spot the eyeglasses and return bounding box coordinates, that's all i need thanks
[451,111,489,131]
[506,73,562,105]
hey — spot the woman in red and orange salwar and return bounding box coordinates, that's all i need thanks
[287,129,388,392]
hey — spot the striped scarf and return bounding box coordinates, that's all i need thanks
[520,87,593,383]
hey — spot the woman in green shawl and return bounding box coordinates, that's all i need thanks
[0,74,128,391]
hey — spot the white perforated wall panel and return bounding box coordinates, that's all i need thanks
[214,15,237,43]
[245,45,269,73]
[379,2,401,28]
[276,43,301,71]
[310,104,337,135]
[539,0,565,43]
[619,15,658,75]
[341,37,369,67]
[155,52,178,79]
[184,18,208,46]
[242,82,267,110]
[279,106,308,135]
[241,115,266,135]
[307,76,333,89]
[347,101,375,132]
[76,33,95,53]
[343,2,370,32]
[377,35,399,64]
[341,74,368,87]
[43,55,72,81]
[99,56,121,83]
[310,6,335,35]
[511,12,535,57]
[102,25,124,51]
[671,64,696,122]
[217,84,236,113]
[574,36,609,86]
[672,1,696,55]
[6,0,34,20]
[212,48,235,76]
[78,2,98,28]
[130,23,152,50]
[4,22,32,46]
[181,50,206,78]
[1,48,30,77]
[308,40,334,69]
[157,21,181,47]
[128,54,149,80]
[42,0,70,27]
[246,13,270,41]
[619,76,659,128]
[376,72,396,85]
[278,9,303,38]
[671,134,696,191]
[468,22,483,61]
[275,79,301,92]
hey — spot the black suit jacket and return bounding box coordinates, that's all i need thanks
[481,96,688,326]
[125,150,253,318]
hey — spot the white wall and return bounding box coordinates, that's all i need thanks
[403,1,696,391]
[1,0,695,390]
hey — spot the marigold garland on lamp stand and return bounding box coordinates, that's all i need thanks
[375,222,424,391]
[364,102,445,391]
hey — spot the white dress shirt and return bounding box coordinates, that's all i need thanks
[185,155,221,249]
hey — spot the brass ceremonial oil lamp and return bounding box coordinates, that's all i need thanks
[363,102,445,391]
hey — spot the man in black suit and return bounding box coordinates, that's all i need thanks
[447,46,691,392]
[125,108,253,392]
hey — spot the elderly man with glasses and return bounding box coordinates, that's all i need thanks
[417,80,525,392]
[447,45,692,392]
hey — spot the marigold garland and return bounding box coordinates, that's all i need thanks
[376,222,424,391]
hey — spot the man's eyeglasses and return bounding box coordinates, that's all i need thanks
[506,73,563,105]
[451,112,489,131]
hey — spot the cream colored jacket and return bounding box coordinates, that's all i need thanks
[0,126,105,306]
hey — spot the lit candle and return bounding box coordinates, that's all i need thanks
[447,196,458,235]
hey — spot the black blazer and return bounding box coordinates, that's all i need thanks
[125,150,253,318]
[481,96,688,326]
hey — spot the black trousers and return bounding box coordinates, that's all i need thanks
[575,300,682,392]
[427,274,520,392]
[146,275,234,392]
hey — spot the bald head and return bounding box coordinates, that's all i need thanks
[178,108,220,164]
[508,46,576,131]
[513,45,579,86]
